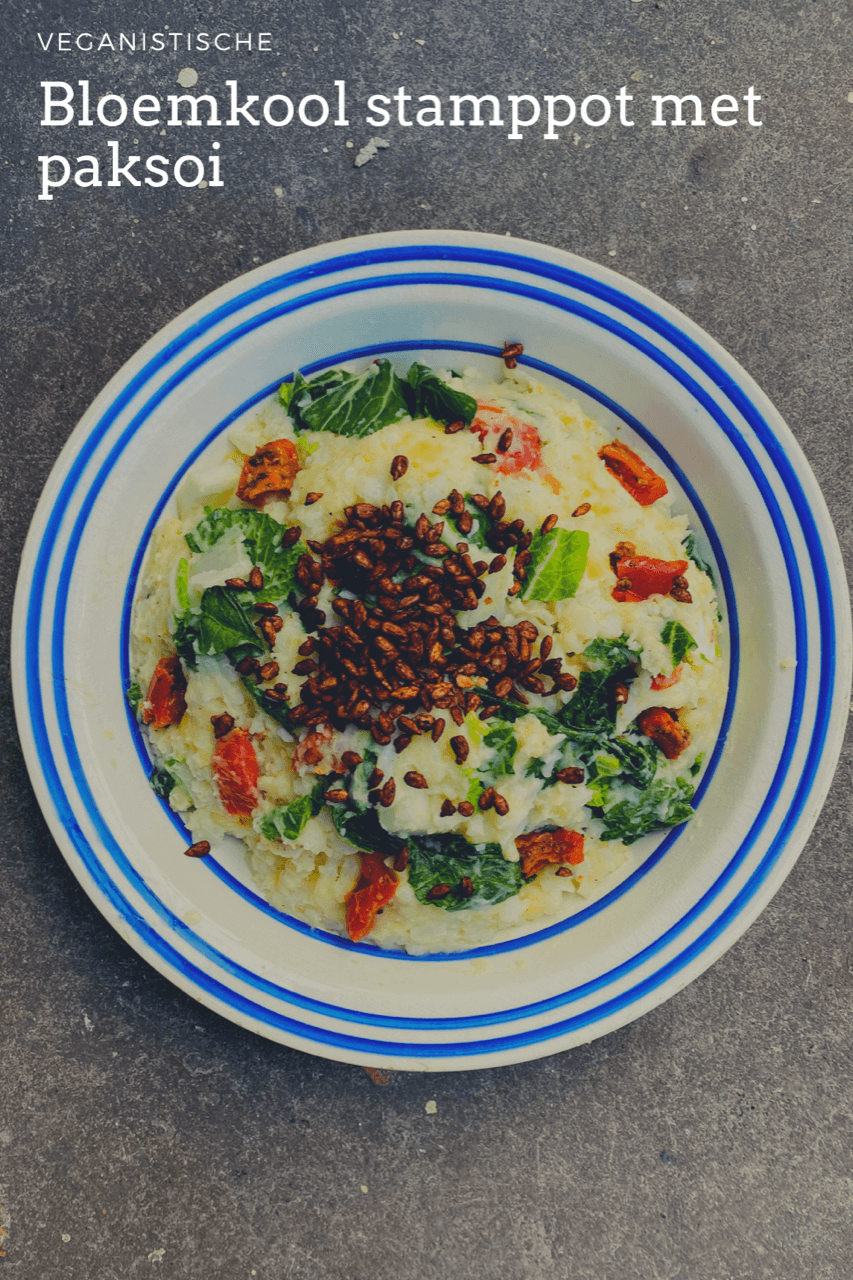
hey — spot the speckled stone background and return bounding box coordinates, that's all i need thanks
[3,1,852,1277]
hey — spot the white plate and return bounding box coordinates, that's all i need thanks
[12,231,851,1071]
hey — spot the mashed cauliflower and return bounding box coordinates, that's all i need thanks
[129,357,726,953]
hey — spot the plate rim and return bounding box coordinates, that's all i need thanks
[12,229,852,1070]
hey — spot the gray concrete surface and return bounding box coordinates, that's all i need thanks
[2,1,852,1276]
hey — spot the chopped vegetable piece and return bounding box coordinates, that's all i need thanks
[470,408,543,474]
[142,654,187,728]
[651,663,684,691]
[345,850,399,941]
[612,554,689,603]
[515,828,585,878]
[404,363,478,427]
[661,620,697,666]
[522,527,589,602]
[599,439,668,506]
[212,728,259,816]
[636,707,691,760]
[237,438,300,507]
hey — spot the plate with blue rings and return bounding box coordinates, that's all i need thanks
[12,231,851,1070]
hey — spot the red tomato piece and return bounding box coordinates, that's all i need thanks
[142,654,187,728]
[236,438,300,507]
[612,554,689,603]
[470,407,543,475]
[636,707,691,760]
[212,728,260,817]
[345,851,399,942]
[651,664,684,691]
[514,828,585,879]
[599,439,668,506]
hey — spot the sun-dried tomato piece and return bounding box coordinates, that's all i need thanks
[470,407,543,475]
[142,654,187,728]
[599,439,668,506]
[611,554,689,603]
[236,438,300,507]
[651,664,684,691]
[515,828,585,879]
[636,707,691,760]
[212,728,259,816]
[345,851,399,942]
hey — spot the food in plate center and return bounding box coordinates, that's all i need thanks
[129,354,726,953]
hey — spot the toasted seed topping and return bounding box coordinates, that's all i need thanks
[497,427,514,453]
[305,492,323,505]
[404,770,428,789]
[473,453,497,465]
[440,799,457,817]
[211,712,235,739]
[457,801,476,817]
[325,788,349,803]
[572,502,591,518]
[427,883,452,900]
[394,846,409,872]
[184,840,211,858]
[249,566,264,590]
[555,767,585,784]
[225,577,248,590]
[501,341,523,369]
[390,455,409,481]
[540,513,558,536]
[275,489,584,759]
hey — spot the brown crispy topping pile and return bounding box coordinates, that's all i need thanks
[270,492,579,749]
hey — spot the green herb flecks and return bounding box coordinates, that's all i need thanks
[126,681,142,715]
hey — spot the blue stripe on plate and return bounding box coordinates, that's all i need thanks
[20,246,835,1054]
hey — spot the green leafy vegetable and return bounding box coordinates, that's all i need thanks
[481,721,518,776]
[690,751,705,777]
[661,620,697,667]
[175,558,190,612]
[256,781,327,843]
[173,613,200,668]
[289,359,410,438]
[195,587,263,657]
[683,533,716,587]
[331,804,406,859]
[404,363,478,428]
[185,507,304,607]
[126,681,142,714]
[242,678,292,729]
[406,832,523,911]
[559,636,642,733]
[150,766,176,800]
[597,777,695,844]
[522,528,589,602]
